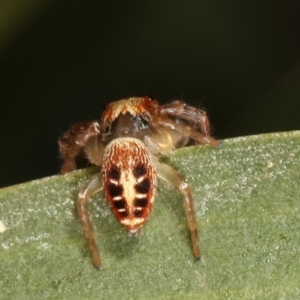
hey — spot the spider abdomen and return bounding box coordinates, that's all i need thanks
[102,137,157,233]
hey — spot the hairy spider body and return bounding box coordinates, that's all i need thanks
[102,137,156,233]
[59,96,217,269]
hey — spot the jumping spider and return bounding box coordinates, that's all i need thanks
[59,97,217,269]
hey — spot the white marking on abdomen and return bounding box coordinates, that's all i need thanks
[109,179,119,185]
[120,218,144,226]
[137,176,145,183]
[135,194,147,199]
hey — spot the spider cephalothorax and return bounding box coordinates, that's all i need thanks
[100,96,158,129]
[59,96,217,269]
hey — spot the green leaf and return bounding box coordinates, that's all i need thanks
[1,131,300,299]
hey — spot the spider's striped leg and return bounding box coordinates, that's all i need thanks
[77,174,103,269]
[159,100,212,136]
[151,115,218,147]
[59,121,100,173]
[156,162,200,259]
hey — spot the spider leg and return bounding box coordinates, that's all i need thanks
[156,161,200,260]
[77,174,103,269]
[156,101,218,147]
[59,121,101,173]
[152,116,218,147]
[159,100,211,134]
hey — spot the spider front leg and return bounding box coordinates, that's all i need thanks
[156,101,218,147]
[77,174,103,269]
[152,116,218,148]
[159,101,211,135]
[156,162,200,260]
[59,121,101,174]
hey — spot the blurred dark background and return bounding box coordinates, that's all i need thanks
[1,1,300,188]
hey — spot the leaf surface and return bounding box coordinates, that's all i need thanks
[1,131,300,299]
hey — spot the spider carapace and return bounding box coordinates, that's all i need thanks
[59,97,217,269]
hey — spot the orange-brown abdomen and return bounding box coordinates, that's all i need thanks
[102,137,157,233]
